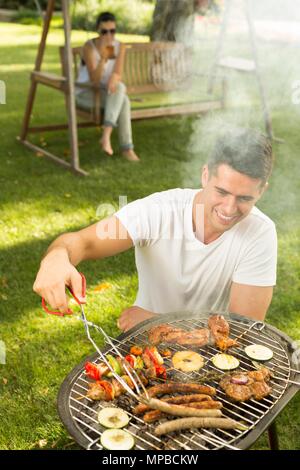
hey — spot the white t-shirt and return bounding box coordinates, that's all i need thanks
[115,188,277,314]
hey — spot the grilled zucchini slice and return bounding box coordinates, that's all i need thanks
[98,407,129,429]
[212,353,240,370]
[100,429,135,450]
[244,344,273,362]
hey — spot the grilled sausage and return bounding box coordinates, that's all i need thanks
[134,393,213,415]
[143,397,222,419]
[155,417,246,436]
[143,400,223,423]
[146,382,216,397]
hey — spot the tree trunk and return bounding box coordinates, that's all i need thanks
[150,0,196,42]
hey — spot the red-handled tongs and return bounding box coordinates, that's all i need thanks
[41,273,149,400]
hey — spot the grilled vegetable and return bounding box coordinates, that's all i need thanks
[107,354,123,376]
[154,417,248,436]
[135,356,144,369]
[125,354,136,368]
[231,375,249,385]
[85,361,109,381]
[245,344,273,362]
[172,351,204,372]
[100,429,135,450]
[98,407,129,429]
[212,353,240,370]
[143,347,164,367]
[130,345,143,356]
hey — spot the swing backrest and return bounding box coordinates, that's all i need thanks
[59,46,83,80]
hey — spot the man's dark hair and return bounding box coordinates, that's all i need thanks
[96,12,116,30]
[208,128,274,185]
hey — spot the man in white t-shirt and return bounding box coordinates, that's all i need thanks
[33,128,277,331]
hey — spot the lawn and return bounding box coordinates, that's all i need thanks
[0,22,299,450]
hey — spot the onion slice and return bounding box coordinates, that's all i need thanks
[230,375,249,385]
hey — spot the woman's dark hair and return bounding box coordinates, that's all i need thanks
[208,128,274,185]
[96,12,116,30]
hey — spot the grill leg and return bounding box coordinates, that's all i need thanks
[268,421,279,450]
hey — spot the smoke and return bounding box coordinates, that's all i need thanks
[167,0,300,226]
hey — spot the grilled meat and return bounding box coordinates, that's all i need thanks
[148,323,210,347]
[148,324,180,344]
[146,382,216,397]
[219,375,254,402]
[208,315,238,350]
[248,368,271,381]
[176,329,210,346]
[86,381,107,400]
[148,315,236,350]
[250,380,272,400]
[219,367,271,402]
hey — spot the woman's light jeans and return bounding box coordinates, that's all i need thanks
[76,82,133,150]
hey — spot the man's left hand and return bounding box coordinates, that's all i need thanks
[117,306,156,332]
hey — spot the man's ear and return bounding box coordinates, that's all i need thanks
[202,165,209,188]
[259,181,268,196]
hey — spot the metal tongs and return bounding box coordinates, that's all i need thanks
[41,273,150,402]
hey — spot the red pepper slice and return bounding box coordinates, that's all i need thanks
[144,347,163,367]
[155,365,167,380]
[125,354,135,368]
[85,362,101,381]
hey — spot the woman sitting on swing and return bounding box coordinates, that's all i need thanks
[76,11,140,161]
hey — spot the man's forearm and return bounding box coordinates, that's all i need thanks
[43,232,87,267]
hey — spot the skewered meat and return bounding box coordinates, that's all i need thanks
[219,367,271,401]
[86,372,148,401]
[208,315,238,350]
[148,315,236,350]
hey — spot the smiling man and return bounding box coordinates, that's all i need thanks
[33,128,277,331]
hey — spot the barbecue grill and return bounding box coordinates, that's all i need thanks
[57,312,300,450]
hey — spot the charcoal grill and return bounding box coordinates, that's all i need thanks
[57,312,300,450]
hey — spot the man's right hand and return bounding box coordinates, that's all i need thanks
[33,248,86,315]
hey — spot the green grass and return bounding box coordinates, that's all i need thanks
[0,23,299,450]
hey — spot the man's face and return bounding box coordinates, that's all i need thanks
[200,163,267,234]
